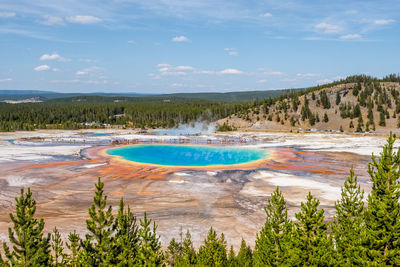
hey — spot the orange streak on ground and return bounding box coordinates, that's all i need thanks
[19,159,102,171]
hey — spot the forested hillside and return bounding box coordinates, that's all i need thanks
[2,74,400,133]
[0,88,296,102]
[0,99,253,131]
[1,134,400,266]
[220,74,400,133]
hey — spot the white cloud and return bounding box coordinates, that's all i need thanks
[157,63,170,67]
[194,70,215,75]
[40,53,70,62]
[170,83,184,88]
[340,34,362,40]
[34,65,50,71]
[51,79,80,84]
[156,64,192,76]
[374,19,395,25]
[127,40,136,44]
[224,48,238,56]
[153,64,246,78]
[258,79,267,83]
[317,79,333,84]
[76,66,103,76]
[296,73,320,78]
[0,78,12,82]
[264,71,285,76]
[51,79,107,84]
[172,36,189,42]
[0,12,16,18]
[315,22,342,34]
[175,66,194,71]
[261,12,272,17]
[41,15,64,25]
[159,67,169,73]
[66,15,102,24]
[79,58,97,63]
[219,68,243,74]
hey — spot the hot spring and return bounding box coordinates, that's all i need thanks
[106,144,269,167]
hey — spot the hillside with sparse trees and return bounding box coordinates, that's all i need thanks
[219,74,400,133]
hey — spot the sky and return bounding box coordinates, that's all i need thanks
[0,0,399,93]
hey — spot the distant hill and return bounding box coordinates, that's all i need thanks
[0,88,300,103]
[0,90,53,95]
[155,89,301,102]
[0,91,149,101]
[218,74,400,134]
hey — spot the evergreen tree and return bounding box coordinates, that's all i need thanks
[176,230,196,266]
[254,187,294,266]
[363,133,400,265]
[379,110,386,126]
[353,104,361,118]
[367,105,374,125]
[356,116,364,132]
[66,231,81,267]
[336,91,341,105]
[227,246,237,267]
[110,198,139,265]
[309,113,316,126]
[323,112,329,123]
[236,238,252,267]
[291,95,300,112]
[1,188,51,266]
[320,90,331,109]
[80,177,114,266]
[166,238,180,266]
[137,212,164,266]
[197,227,227,266]
[51,227,66,266]
[292,192,334,265]
[353,82,361,96]
[332,168,365,265]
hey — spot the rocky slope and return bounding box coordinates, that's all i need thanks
[219,76,400,134]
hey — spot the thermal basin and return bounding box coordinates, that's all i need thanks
[107,144,269,167]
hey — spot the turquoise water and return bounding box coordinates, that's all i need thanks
[83,133,110,137]
[107,145,268,166]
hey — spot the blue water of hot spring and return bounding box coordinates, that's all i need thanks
[107,144,269,167]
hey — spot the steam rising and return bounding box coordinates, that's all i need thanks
[153,120,216,136]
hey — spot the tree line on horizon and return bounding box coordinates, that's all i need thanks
[0,74,399,133]
[1,133,400,266]
[0,100,253,132]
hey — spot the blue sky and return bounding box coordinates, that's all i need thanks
[0,0,399,93]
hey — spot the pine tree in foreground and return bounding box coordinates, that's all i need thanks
[176,230,197,266]
[51,227,67,266]
[236,238,253,267]
[66,231,81,267]
[293,192,334,265]
[363,132,400,265]
[254,187,293,266]
[197,227,227,266]
[137,212,164,265]
[331,167,365,265]
[109,198,139,265]
[227,246,237,266]
[1,188,51,266]
[80,177,114,266]
[166,238,180,266]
